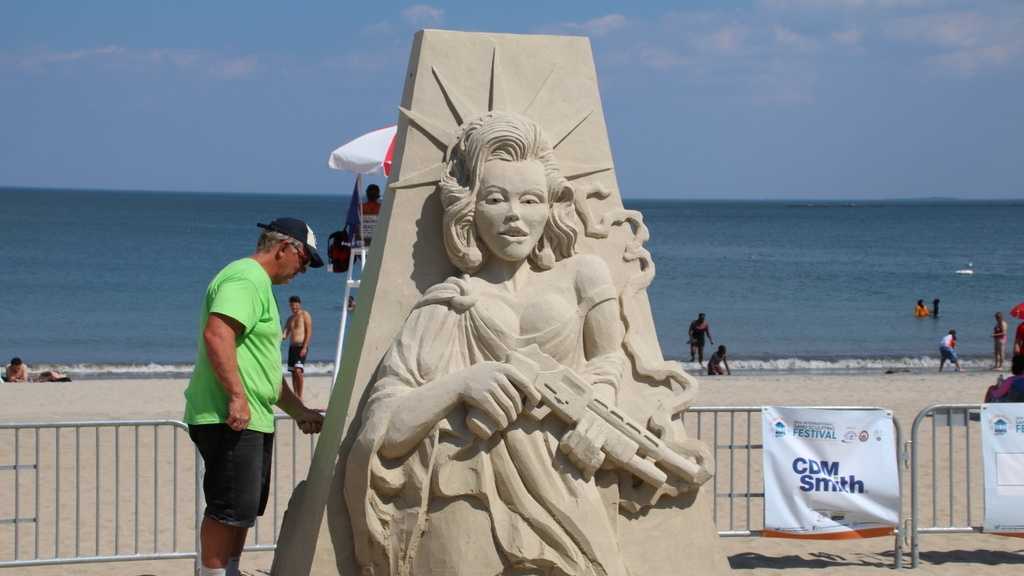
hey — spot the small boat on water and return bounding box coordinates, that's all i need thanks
[955,262,974,275]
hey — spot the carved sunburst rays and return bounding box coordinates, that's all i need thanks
[390,45,613,192]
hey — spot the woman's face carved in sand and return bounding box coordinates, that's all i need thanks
[474,159,549,263]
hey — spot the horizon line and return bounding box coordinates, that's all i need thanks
[1,184,1020,203]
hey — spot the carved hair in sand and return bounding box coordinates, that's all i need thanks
[439,111,579,272]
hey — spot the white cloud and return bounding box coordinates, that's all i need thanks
[401,4,444,27]
[561,14,628,37]
[697,25,748,54]
[634,44,691,71]
[928,40,1024,75]
[760,0,866,9]
[831,28,864,45]
[884,10,1024,75]
[209,56,258,79]
[9,46,260,79]
[759,0,931,9]
[774,26,819,51]
[18,45,124,66]
[602,11,823,104]
[885,11,985,47]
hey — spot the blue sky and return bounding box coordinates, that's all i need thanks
[1,0,1021,199]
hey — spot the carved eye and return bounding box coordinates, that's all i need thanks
[521,193,543,205]
[482,191,505,205]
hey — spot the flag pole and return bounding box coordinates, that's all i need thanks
[331,174,364,386]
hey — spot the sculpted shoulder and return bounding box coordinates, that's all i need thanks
[567,253,615,294]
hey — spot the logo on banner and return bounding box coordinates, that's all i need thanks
[792,457,866,494]
[842,429,872,444]
[774,420,787,438]
[993,417,1008,436]
[792,420,837,441]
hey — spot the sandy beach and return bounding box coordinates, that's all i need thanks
[2,370,1022,575]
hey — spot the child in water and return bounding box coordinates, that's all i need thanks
[707,345,731,376]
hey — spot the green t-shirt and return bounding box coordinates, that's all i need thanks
[184,258,282,433]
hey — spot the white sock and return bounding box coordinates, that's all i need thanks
[226,556,241,576]
[199,566,226,576]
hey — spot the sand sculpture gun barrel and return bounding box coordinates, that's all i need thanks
[466,345,704,491]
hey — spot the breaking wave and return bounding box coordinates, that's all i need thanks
[35,356,995,379]
[677,355,990,373]
[36,361,337,379]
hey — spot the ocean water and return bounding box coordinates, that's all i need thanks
[1,188,1021,377]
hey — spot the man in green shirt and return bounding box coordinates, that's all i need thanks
[184,217,325,576]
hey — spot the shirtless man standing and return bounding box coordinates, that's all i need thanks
[688,313,714,366]
[283,295,312,399]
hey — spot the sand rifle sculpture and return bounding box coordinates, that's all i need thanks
[273,29,730,575]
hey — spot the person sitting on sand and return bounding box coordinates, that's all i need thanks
[35,369,71,382]
[985,354,1024,403]
[3,358,70,382]
[707,345,731,376]
[4,357,28,382]
[914,300,930,318]
[939,329,960,372]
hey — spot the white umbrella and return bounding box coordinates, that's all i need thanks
[326,125,396,386]
[328,125,397,175]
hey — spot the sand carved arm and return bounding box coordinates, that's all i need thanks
[376,361,535,460]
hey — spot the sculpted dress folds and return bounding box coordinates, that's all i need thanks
[344,112,713,576]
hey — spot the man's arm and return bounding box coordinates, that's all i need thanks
[282,316,292,342]
[301,311,312,355]
[204,313,251,431]
[275,378,323,434]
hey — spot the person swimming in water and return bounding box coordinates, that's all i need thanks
[915,300,930,318]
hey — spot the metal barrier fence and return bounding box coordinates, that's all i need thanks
[0,415,315,572]
[909,403,984,568]
[683,406,904,569]
[2,407,912,572]
[0,419,197,569]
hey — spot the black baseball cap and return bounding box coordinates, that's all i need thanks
[257,217,324,268]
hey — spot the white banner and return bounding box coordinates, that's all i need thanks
[982,404,1024,536]
[762,407,899,539]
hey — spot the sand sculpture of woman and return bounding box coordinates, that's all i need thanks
[345,111,712,576]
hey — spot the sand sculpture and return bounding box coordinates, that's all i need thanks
[273,30,730,575]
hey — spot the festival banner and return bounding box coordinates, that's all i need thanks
[982,403,1024,537]
[762,407,899,539]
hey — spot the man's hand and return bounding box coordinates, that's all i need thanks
[295,408,324,435]
[227,394,251,431]
[275,377,323,434]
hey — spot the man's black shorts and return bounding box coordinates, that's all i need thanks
[287,345,306,372]
[188,424,273,528]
